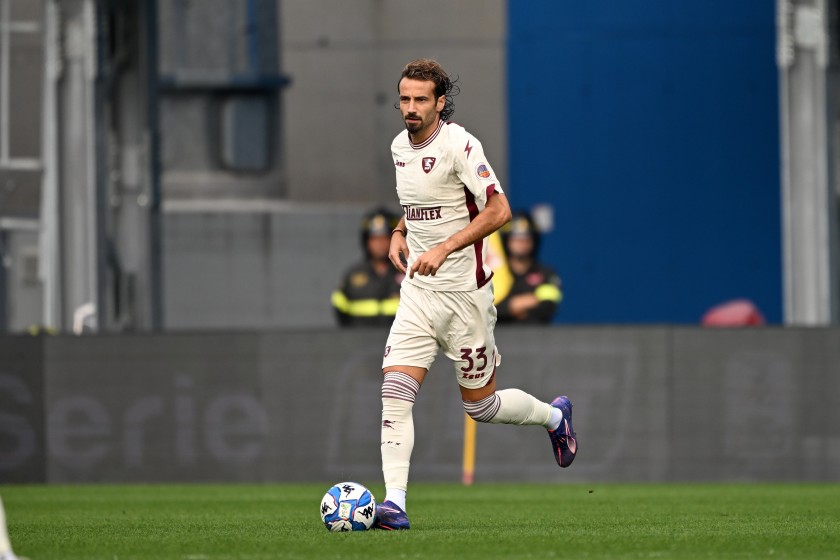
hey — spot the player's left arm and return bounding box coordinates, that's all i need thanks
[389,216,409,273]
[409,192,511,278]
[442,192,511,254]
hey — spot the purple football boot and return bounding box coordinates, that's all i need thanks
[548,396,577,468]
[373,500,410,530]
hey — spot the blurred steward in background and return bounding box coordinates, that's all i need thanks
[332,207,404,327]
[495,210,563,324]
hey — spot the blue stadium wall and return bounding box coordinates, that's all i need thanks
[507,1,782,323]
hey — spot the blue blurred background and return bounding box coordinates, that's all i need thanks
[508,1,782,323]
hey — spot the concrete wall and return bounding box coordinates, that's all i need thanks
[0,0,43,219]
[161,0,507,329]
[2,327,838,484]
[163,201,365,329]
[157,0,507,203]
[0,1,44,331]
[280,0,507,204]
[0,227,41,331]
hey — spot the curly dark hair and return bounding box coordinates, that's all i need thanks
[397,59,460,121]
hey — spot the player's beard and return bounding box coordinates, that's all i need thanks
[403,113,427,135]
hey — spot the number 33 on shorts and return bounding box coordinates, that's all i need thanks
[458,346,500,380]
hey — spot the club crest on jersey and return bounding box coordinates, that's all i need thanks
[476,163,491,179]
[422,157,437,173]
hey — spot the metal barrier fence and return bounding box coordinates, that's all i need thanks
[1,327,839,483]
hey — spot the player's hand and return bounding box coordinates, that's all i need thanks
[409,245,449,278]
[389,234,409,273]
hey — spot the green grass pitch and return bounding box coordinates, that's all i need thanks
[2,483,839,559]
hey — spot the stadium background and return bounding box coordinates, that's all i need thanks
[1,0,839,484]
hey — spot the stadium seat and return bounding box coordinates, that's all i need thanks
[701,299,765,327]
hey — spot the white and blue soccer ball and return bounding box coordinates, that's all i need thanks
[319,482,377,532]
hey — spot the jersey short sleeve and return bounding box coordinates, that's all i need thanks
[452,127,504,204]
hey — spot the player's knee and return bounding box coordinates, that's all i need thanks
[463,393,500,423]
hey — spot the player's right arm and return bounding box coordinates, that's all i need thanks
[389,216,409,273]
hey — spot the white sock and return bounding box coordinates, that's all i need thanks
[485,388,554,426]
[381,372,419,513]
[384,488,407,511]
[546,407,564,431]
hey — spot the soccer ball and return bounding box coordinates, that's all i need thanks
[319,482,377,532]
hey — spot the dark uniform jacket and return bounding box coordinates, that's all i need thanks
[496,262,563,324]
[332,261,403,327]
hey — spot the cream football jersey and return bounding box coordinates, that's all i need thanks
[392,119,504,292]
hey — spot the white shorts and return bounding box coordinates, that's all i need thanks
[382,281,501,390]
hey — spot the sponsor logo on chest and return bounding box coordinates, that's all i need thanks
[403,205,443,221]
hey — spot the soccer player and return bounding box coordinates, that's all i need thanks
[374,59,578,531]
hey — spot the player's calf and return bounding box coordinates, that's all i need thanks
[463,388,552,426]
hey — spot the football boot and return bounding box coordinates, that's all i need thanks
[373,500,410,530]
[548,395,577,468]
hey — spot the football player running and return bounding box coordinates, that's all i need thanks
[374,59,578,530]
